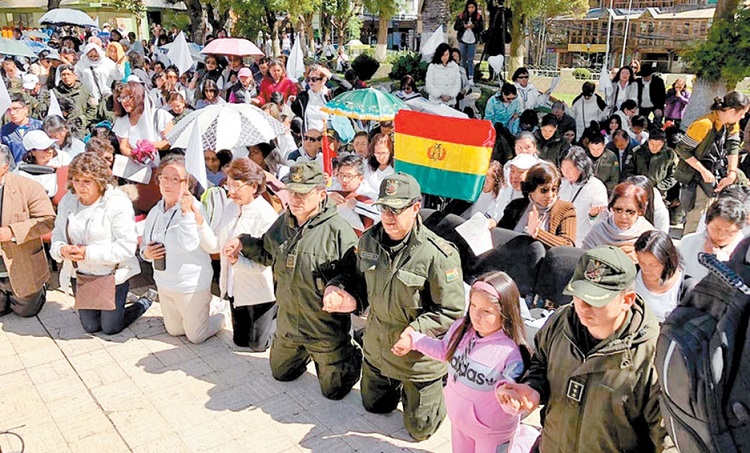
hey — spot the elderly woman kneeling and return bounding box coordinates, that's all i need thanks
[140,155,226,344]
[51,152,148,335]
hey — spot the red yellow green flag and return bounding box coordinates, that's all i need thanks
[394,110,495,201]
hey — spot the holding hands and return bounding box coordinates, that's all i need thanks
[322,286,357,313]
[495,382,541,414]
[391,326,416,356]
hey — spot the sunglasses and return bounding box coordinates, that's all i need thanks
[538,186,558,194]
[306,76,323,83]
[303,135,322,142]
[517,75,529,79]
[377,203,414,216]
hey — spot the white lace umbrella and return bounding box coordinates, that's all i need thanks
[166,104,287,150]
[39,9,98,28]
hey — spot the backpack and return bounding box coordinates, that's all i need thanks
[655,245,750,453]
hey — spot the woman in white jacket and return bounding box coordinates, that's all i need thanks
[571,82,608,140]
[50,152,149,335]
[140,155,225,344]
[425,43,462,105]
[558,146,609,247]
[201,158,279,350]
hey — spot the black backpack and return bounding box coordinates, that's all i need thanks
[655,244,750,453]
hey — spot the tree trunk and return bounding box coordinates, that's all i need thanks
[681,79,734,127]
[47,0,62,10]
[184,0,204,44]
[508,12,526,75]
[206,2,230,36]
[678,0,740,127]
[421,0,450,39]
[375,11,389,62]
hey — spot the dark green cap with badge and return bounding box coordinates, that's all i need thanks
[563,246,637,307]
[283,162,325,193]
[374,172,421,208]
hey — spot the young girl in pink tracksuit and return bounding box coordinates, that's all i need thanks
[393,271,540,453]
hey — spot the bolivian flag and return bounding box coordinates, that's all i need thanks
[394,110,495,201]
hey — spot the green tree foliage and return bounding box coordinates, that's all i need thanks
[684,6,750,84]
[388,52,428,83]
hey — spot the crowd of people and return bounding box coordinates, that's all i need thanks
[1,9,750,452]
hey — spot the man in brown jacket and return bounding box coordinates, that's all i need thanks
[0,146,55,317]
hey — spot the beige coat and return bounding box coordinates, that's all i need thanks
[1,173,55,298]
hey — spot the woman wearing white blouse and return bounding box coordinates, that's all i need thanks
[201,158,279,350]
[50,153,148,335]
[364,133,395,195]
[558,147,608,246]
[140,155,225,344]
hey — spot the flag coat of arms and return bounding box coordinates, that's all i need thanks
[394,110,495,201]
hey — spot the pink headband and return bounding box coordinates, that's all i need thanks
[472,281,500,299]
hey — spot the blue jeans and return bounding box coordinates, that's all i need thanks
[459,42,477,79]
[76,280,148,335]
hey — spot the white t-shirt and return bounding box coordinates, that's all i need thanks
[364,166,395,194]
[635,271,682,322]
[113,109,172,149]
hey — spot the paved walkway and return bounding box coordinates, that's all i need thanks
[0,283,458,453]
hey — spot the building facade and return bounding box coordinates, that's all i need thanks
[547,0,715,71]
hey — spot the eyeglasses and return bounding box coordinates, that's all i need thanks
[337,172,361,181]
[516,75,529,79]
[303,135,322,142]
[223,181,248,193]
[8,104,25,112]
[306,76,323,83]
[377,203,414,216]
[611,207,638,217]
[205,89,217,94]
[538,186,558,194]
[158,175,187,185]
[117,95,133,103]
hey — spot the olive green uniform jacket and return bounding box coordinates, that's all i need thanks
[240,199,358,345]
[52,81,96,138]
[522,297,676,453]
[588,148,620,194]
[330,218,466,382]
[627,144,678,194]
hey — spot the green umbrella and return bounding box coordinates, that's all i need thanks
[0,37,36,58]
[321,87,408,121]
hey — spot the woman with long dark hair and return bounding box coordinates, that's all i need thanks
[425,42,462,105]
[453,0,484,82]
[674,91,750,234]
[607,66,637,115]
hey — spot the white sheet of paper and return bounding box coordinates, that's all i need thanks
[112,154,152,184]
[455,212,493,256]
[355,202,381,223]
[338,205,365,231]
[548,76,561,94]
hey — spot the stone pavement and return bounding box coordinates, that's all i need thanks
[0,284,461,453]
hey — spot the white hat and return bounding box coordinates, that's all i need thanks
[22,130,56,151]
[22,73,39,90]
[125,74,142,84]
[508,153,538,170]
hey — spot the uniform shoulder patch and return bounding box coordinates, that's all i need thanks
[445,267,460,283]
[427,234,455,257]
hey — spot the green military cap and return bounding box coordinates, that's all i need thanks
[374,172,421,209]
[563,246,637,307]
[283,162,325,193]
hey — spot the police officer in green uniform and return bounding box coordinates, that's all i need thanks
[324,173,466,441]
[230,162,362,400]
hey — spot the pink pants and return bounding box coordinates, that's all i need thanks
[451,423,539,453]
